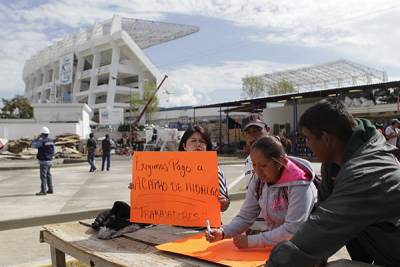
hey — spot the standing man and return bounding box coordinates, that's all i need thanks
[385,119,400,160]
[266,99,400,267]
[101,134,112,171]
[240,114,270,233]
[87,133,97,172]
[241,113,270,187]
[385,118,400,146]
[32,127,55,196]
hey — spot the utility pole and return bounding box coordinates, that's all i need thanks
[131,75,168,152]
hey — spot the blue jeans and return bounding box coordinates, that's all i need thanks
[39,164,53,193]
[88,152,96,171]
[102,152,111,171]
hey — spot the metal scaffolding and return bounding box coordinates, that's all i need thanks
[262,59,388,94]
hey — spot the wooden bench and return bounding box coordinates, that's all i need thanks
[40,221,218,267]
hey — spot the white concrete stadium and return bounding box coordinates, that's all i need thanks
[23,15,198,124]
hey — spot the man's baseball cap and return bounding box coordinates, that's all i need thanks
[241,113,267,131]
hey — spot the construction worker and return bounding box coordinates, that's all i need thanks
[32,127,55,195]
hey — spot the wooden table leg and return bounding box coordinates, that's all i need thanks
[50,246,66,267]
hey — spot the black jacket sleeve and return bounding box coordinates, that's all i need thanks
[267,155,400,267]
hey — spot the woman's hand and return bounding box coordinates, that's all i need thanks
[205,228,224,243]
[233,234,249,249]
[218,196,230,212]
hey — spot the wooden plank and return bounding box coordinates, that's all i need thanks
[41,222,195,267]
[124,225,201,245]
[79,220,201,245]
[50,246,66,267]
[77,223,219,266]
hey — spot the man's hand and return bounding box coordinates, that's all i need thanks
[233,234,249,249]
[218,196,230,212]
[205,228,224,243]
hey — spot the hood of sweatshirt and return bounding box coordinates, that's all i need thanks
[274,156,314,187]
[343,118,395,161]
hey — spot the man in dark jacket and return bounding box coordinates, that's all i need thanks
[87,133,97,172]
[32,127,55,195]
[266,99,400,267]
[101,134,114,171]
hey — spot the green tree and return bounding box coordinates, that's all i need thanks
[142,81,159,114]
[130,81,159,120]
[1,95,33,118]
[266,80,295,96]
[241,76,265,99]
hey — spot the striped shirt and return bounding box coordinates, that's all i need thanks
[218,166,229,199]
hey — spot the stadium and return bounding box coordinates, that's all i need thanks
[22,15,198,124]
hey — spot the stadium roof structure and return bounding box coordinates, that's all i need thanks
[262,59,388,93]
[121,18,199,49]
[24,15,198,76]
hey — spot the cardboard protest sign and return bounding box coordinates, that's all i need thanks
[131,151,221,227]
[156,233,271,267]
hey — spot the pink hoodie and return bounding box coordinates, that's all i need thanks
[276,158,312,185]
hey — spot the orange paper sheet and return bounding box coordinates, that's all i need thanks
[131,151,221,227]
[156,234,271,267]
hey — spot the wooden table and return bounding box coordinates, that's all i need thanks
[40,221,218,267]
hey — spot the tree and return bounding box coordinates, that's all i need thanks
[266,80,295,96]
[130,81,159,120]
[1,95,33,118]
[142,81,159,115]
[241,76,265,99]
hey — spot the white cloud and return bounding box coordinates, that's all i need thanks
[0,29,49,96]
[239,1,400,68]
[159,83,201,107]
[1,0,400,100]
[159,60,299,107]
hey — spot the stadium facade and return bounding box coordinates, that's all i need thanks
[23,15,198,124]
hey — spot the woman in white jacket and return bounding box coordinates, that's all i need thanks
[206,136,317,249]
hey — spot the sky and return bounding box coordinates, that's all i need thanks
[1,0,400,107]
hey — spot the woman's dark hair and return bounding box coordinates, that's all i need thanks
[299,98,355,143]
[251,136,285,160]
[276,134,292,154]
[178,125,212,151]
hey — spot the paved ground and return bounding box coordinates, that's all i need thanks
[0,156,348,266]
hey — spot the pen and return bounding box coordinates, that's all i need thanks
[206,219,211,235]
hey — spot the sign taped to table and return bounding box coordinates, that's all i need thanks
[130,151,221,227]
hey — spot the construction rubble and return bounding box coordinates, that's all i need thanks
[0,134,83,160]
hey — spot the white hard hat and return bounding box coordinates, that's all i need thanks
[40,127,50,134]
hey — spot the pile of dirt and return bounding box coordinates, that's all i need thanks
[2,134,84,159]
[6,138,31,154]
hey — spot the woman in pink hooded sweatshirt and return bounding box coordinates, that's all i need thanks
[206,136,318,249]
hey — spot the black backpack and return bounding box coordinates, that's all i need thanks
[92,201,150,231]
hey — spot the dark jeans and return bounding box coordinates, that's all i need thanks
[39,164,53,193]
[88,152,96,171]
[102,152,111,171]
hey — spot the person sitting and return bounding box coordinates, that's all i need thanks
[266,98,400,267]
[178,125,230,212]
[205,136,317,248]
